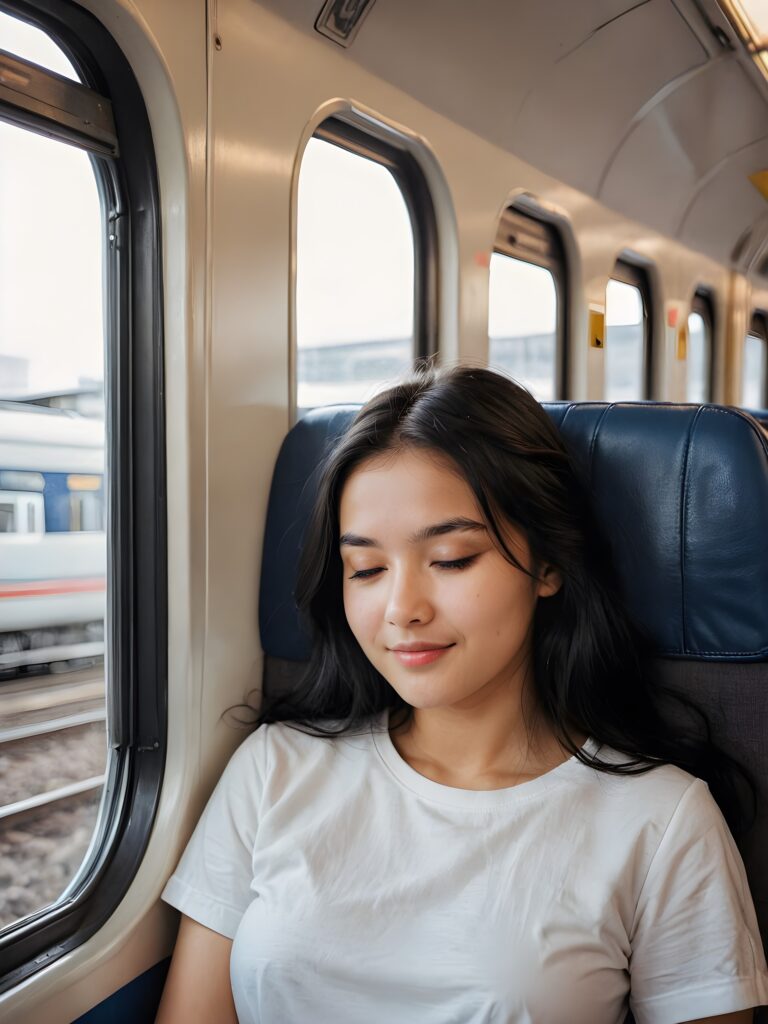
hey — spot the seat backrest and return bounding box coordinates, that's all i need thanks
[259,400,768,970]
[745,407,768,433]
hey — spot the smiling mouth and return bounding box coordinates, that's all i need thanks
[389,642,454,652]
[389,644,455,666]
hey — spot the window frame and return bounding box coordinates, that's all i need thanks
[0,0,165,992]
[687,288,715,403]
[293,117,438,416]
[744,310,768,409]
[606,258,654,400]
[491,205,569,399]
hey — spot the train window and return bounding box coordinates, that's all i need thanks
[0,9,78,80]
[488,207,566,401]
[687,290,715,403]
[743,312,768,409]
[296,128,425,412]
[604,261,652,401]
[0,22,107,944]
[0,490,45,533]
[0,501,14,532]
[0,4,163,990]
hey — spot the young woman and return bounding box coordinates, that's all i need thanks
[156,367,768,1024]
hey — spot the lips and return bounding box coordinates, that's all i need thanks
[390,642,453,652]
[388,643,455,667]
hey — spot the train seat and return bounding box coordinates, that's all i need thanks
[259,400,768,986]
[744,407,768,434]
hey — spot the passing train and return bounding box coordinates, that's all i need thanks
[0,401,105,668]
[0,0,767,1021]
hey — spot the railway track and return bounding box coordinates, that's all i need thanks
[0,774,105,823]
[0,665,108,927]
[0,705,106,744]
[0,785,104,930]
[0,707,107,824]
[1,663,105,723]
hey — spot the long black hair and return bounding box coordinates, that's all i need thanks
[256,366,753,834]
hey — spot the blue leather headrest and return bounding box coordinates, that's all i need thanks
[743,408,768,431]
[259,402,768,663]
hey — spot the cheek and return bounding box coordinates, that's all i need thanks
[343,584,382,644]
[467,572,538,636]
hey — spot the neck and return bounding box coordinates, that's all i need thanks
[389,676,577,791]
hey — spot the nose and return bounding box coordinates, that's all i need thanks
[385,565,434,627]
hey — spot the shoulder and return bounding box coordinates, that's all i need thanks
[564,748,742,916]
[229,716,377,777]
[585,741,703,799]
[575,743,724,841]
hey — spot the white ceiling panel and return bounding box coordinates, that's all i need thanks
[345,0,647,141]
[678,139,768,263]
[599,58,768,233]
[512,0,706,194]
[260,1,674,160]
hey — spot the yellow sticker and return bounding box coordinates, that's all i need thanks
[749,170,768,201]
[676,323,688,361]
[589,308,605,349]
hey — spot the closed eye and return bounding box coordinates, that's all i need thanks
[348,557,479,581]
[432,555,478,570]
[348,567,384,580]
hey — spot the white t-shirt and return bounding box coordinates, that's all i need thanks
[161,714,768,1024]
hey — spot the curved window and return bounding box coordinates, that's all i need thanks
[687,290,714,403]
[0,9,78,78]
[0,14,107,940]
[0,4,164,991]
[488,207,567,401]
[296,122,435,414]
[743,312,768,409]
[604,261,652,401]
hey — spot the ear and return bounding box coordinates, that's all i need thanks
[536,563,562,599]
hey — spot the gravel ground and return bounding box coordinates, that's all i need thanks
[0,721,108,806]
[0,706,108,930]
[0,790,102,928]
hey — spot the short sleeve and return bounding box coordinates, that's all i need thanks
[629,777,768,1024]
[161,727,267,939]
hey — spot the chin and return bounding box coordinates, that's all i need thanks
[386,680,467,710]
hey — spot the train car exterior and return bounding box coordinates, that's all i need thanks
[0,403,105,659]
[0,0,767,1021]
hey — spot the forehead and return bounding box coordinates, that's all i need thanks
[339,448,478,528]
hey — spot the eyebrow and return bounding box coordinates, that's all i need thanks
[339,516,487,548]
